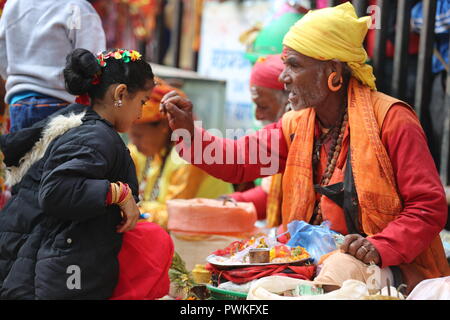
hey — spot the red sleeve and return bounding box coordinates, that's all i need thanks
[231,186,268,220]
[367,105,448,268]
[175,119,288,184]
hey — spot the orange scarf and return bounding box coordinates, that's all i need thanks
[265,173,283,228]
[281,78,403,232]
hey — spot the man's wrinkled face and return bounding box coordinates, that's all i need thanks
[251,85,286,124]
[279,47,329,110]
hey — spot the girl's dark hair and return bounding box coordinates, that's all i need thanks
[63,48,154,101]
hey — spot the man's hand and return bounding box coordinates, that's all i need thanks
[160,90,194,136]
[340,234,381,265]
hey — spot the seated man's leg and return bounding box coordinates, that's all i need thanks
[111,222,174,300]
[313,252,393,293]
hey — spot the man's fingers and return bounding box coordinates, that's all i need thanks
[165,102,184,117]
[355,245,370,261]
[347,238,365,256]
[340,234,360,252]
[362,248,380,265]
[161,90,179,104]
[159,102,167,115]
[362,251,374,264]
[164,96,192,111]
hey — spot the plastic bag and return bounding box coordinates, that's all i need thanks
[247,276,371,300]
[218,280,258,293]
[287,220,343,263]
[406,276,450,300]
[247,276,405,300]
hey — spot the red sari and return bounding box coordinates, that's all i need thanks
[110,222,174,300]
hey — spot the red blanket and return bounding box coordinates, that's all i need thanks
[206,263,316,284]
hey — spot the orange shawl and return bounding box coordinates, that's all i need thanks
[265,173,283,228]
[282,78,405,232]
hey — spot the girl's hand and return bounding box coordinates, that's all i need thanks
[116,196,140,233]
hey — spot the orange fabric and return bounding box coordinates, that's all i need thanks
[166,198,257,235]
[314,123,350,234]
[135,78,185,124]
[266,173,283,228]
[347,79,402,236]
[281,78,449,289]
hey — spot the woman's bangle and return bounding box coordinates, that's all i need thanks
[117,185,132,206]
[106,182,133,206]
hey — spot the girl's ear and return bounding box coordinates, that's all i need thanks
[113,84,128,102]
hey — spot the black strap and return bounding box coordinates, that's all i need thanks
[343,150,363,235]
[389,266,404,288]
[314,182,344,206]
[313,149,364,235]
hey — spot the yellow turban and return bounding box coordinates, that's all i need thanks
[283,2,376,90]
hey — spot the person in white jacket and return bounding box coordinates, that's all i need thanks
[0,0,106,132]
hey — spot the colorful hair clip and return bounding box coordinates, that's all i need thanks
[95,49,143,68]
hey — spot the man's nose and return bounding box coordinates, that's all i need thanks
[279,67,290,85]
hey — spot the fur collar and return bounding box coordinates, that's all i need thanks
[5,111,86,186]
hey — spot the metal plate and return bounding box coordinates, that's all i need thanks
[206,254,311,270]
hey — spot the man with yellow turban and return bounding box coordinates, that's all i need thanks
[160,2,450,293]
[128,79,233,228]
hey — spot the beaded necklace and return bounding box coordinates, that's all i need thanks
[311,107,348,225]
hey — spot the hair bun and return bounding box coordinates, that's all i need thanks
[63,48,101,95]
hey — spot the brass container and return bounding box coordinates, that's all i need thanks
[192,264,211,284]
[249,248,270,263]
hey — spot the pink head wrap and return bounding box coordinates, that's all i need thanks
[250,54,285,91]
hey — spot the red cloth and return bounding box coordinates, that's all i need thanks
[177,105,447,270]
[75,94,91,106]
[231,186,268,220]
[110,222,174,300]
[250,54,285,91]
[206,263,316,284]
[177,121,288,184]
[366,28,420,59]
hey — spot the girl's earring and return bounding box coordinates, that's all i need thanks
[114,100,123,108]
